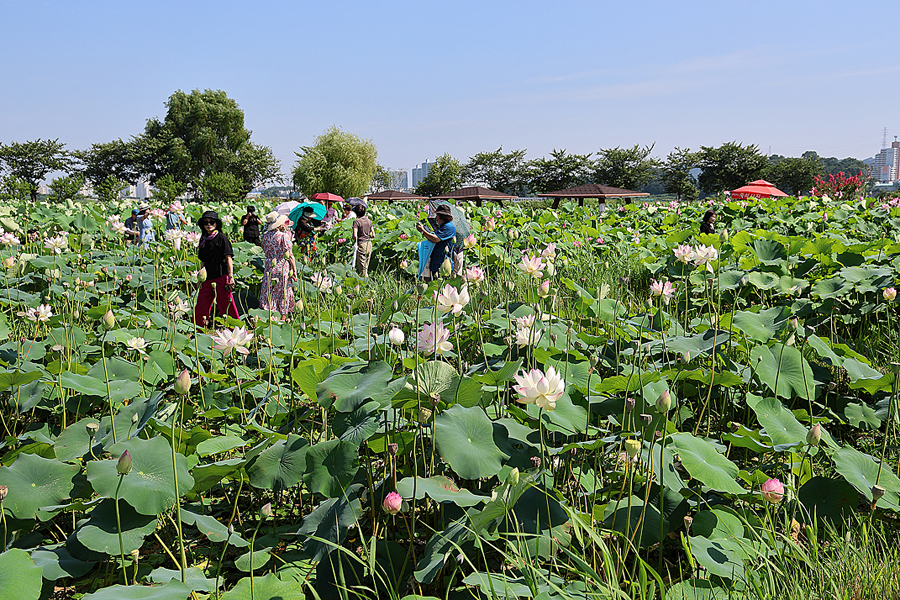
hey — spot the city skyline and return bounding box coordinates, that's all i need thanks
[1,1,897,186]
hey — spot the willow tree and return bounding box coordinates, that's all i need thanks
[292,127,377,199]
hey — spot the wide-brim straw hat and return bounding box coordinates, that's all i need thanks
[266,214,291,232]
[138,202,151,212]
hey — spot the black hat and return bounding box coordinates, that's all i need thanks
[198,210,223,231]
[435,204,453,220]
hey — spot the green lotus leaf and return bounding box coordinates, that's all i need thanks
[54,416,102,463]
[666,579,730,600]
[71,498,158,555]
[844,402,882,430]
[81,581,191,600]
[0,549,42,600]
[233,548,271,572]
[195,435,248,457]
[333,400,383,446]
[603,495,668,548]
[303,439,359,497]
[221,574,305,600]
[396,476,488,507]
[832,445,900,510]
[394,360,457,403]
[747,271,779,290]
[180,506,248,547]
[147,567,216,592]
[30,545,94,580]
[731,307,789,343]
[0,369,42,391]
[296,494,362,562]
[812,277,853,299]
[685,536,747,580]
[434,405,505,480]
[247,434,309,492]
[752,239,787,264]
[746,395,807,447]
[798,476,857,526]
[750,343,817,401]
[86,436,194,515]
[190,458,246,495]
[670,433,744,495]
[317,360,405,412]
[0,452,80,520]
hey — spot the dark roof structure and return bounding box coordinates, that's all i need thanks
[430,186,516,205]
[366,190,428,201]
[537,183,649,208]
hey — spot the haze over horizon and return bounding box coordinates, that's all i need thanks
[2,0,897,182]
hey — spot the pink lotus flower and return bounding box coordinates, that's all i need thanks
[513,366,565,411]
[618,206,626,212]
[383,491,402,514]
[649,279,675,304]
[518,255,544,279]
[692,245,718,272]
[761,478,784,503]
[673,244,694,264]
[538,280,550,298]
[463,234,477,249]
[884,287,896,302]
[399,233,409,240]
[338,238,347,244]
[436,284,470,315]
[573,240,582,248]
[463,266,485,286]
[541,243,557,259]
[417,321,453,355]
[484,217,496,232]
[400,260,409,269]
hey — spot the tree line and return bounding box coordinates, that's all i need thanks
[0,88,873,204]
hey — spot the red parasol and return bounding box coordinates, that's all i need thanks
[730,180,789,200]
[310,192,344,203]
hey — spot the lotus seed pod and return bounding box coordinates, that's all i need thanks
[174,369,191,395]
[0,485,7,501]
[655,389,672,413]
[387,443,399,456]
[530,456,541,469]
[624,439,641,459]
[625,397,636,411]
[640,413,652,425]
[418,408,432,422]
[504,281,516,292]
[117,450,133,475]
[806,424,822,446]
[86,422,100,438]
[872,485,886,504]
[683,515,693,532]
[416,282,428,295]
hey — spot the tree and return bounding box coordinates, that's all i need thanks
[593,144,659,190]
[660,147,700,201]
[766,156,823,196]
[463,147,528,195]
[292,126,378,199]
[49,174,85,204]
[95,175,128,204]
[0,138,73,202]
[153,175,187,207]
[73,139,141,187]
[697,142,768,194]
[525,149,593,194]
[136,89,281,197]
[371,164,392,193]
[201,172,245,203]
[414,153,464,197]
[0,175,32,202]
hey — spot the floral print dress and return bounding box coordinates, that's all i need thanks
[260,229,295,316]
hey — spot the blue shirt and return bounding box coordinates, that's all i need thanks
[429,221,456,273]
[139,217,155,244]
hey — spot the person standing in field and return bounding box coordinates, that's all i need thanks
[124,208,140,244]
[166,201,188,231]
[259,212,297,317]
[137,202,155,246]
[241,206,262,245]
[416,204,456,281]
[352,204,374,278]
[194,210,240,326]
[700,209,717,234]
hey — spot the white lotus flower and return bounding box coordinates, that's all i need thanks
[518,255,544,279]
[463,266,485,286]
[673,244,694,264]
[0,232,20,246]
[17,304,53,322]
[515,326,542,347]
[169,296,191,318]
[692,245,718,272]
[541,243,557,260]
[436,284,470,315]
[388,327,405,345]
[311,272,333,292]
[416,321,453,355]
[125,337,148,354]
[211,326,254,355]
[44,234,68,254]
[513,366,565,411]
[183,232,201,246]
[110,221,126,235]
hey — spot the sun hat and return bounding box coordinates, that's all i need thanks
[435,204,453,220]
[138,202,151,212]
[198,210,223,231]
[266,214,290,232]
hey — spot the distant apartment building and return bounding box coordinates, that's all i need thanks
[874,140,900,182]
[411,160,435,188]
[136,181,153,199]
[389,170,408,190]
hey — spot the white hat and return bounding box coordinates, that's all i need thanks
[266,213,290,232]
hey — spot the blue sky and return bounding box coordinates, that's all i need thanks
[2,0,897,181]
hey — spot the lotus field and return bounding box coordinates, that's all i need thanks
[1,193,900,600]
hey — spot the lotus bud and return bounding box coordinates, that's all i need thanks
[872,484,886,506]
[538,280,550,298]
[259,502,272,519]
[227,524,235,536]
[439,258,452,277]
[130,549,139,561]
[86,422,100,438]
[549,333,557,343]
[683,515,693,532]
[125,274,133,282]
[789,317,799,331]
[117,450,133,475]
[806,424,821,446]
[387,443,398,456]
[197,268,207,283]
[504,281,516,292]
[463,234,476,249]
[383,491,402,515]
[545,262,556,277]
[388,327,405,345]
[335,285,343,295]
[174,369,191,395]
[101,310,116,330]
[761,478,784,503]
[624,439,641,459]
[508,229,519,240]
[294,298,304,312]
[655,389,672,413]
[3,257,15,269]
[132,413,139,424]
[530,456,541,469]
[400,259,409,269]
[509,467,520,486]
[625,397,636,411]
[884,287,897,302]
[0,485,7,501]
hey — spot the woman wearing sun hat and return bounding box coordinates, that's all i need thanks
[260,212,297,317]
[166,201,188,231]
[137,202,155,246]
[193,210,240,326]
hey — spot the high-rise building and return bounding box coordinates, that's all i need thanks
[389,170,408,190]
[411,160,435,188]
[874,139,900,183]
[136,181,154,199]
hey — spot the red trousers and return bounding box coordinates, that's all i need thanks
[194,275,240,326]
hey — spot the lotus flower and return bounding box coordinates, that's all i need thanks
[169,297,191,318]
[761,478,784,503]
[211,326,254,355]
[884,287,896,302]
[673,244,694,264]
[436,284,470,315]
[515,326,542,347]
[125,337,148,354]
[400,259,409,269]
[692,245,718,272]
[383,491,402,515]
[484,216,496,231]
[183,232,201,246]
[439,258,452,277]
[311,272,333,292]
[0,232,20,246]
[649,279,675,304]
[518,255,544,279]
[3,257,15,269]
[463,234,477,249]
[174,369,191,395]
[541,243,557,259]
[538,280,550,298]
[513,366,565,411]
[117,450,133,475]
[44,234,68,254]
[260,503,272,519]
[388,327,405,345]
[416,321,453,355]
[464,266,485,286]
